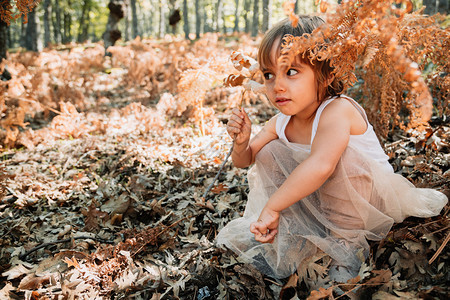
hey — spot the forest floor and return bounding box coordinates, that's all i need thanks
[0,36,449,300]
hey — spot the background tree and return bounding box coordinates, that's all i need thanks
[159,0,166,37]
[78,0,93,43]
[24,9,39,51]
[0,1,9,62]
[130,0,138,38]
[251,0,260,37]
[103,0,127,54]
[233,0,239,32]
[262,0,271,32]
[52,0,62,44]
[43,0,51,47]
[214,0,223,32]
[243,0,251,33]
[0,0,41,62]
[62,0,72,43]
[195,0,201,38]
[183,0,189,39]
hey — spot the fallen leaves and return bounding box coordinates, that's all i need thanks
[0,31,448,300]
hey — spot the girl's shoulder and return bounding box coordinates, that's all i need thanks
[323,96,358,111]
[320,96,368,135]
[264,114,279,134]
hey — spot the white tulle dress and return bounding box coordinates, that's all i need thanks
[216,95,448,279]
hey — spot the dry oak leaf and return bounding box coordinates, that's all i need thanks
[18,274,52,290]
[0,283,15,300]
[211,183,228,194]
[230,51,253,70]
[280,272,299,298]
[224,74,246,87]
[82,201,109,232]
[307,286,333,300]
[2,263,34,280]
[297,251,330,283]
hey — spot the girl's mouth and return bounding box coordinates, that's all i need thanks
[276,97,291,106]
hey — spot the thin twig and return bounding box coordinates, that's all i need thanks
[264,277,283,287]
[429,230,450,264]
[333,281,392,299]
[429,224,450,235]
[19,236,114,260]
[18,97,61,115]
[202,144,234,200]
[409,218,443,230]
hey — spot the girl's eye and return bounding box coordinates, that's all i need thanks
[287,69,298,76]
[263,72,274,80]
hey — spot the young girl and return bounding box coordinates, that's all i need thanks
[216,16,447,282]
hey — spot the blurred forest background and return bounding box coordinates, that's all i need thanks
[1,0,448,53]
[0,0,449,299]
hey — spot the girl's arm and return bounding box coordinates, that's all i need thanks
[227,108,278,168]
[251,100,361,242]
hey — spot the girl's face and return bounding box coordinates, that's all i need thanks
[262,40,320,119]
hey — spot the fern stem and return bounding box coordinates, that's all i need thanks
[202,86,248,199]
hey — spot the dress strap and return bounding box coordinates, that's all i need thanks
[310,95,368,144]
[310,97,336,144]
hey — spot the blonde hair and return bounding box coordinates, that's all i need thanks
[258,16,344,101]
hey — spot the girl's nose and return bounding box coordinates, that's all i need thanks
[273,76,286,93]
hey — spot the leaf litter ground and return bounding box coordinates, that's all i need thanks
[0,36,449,300]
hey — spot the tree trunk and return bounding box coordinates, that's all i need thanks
[149,2,155,36]
[103,0,127,53]
[262,0,271,32]
[82,1,92,42]
[63,0,72,43]
[0,9,11,80]
[251,0,259,37]
[43,0,51,47]
[131,0,138,38]
[233,0,239,32]
[25,9,39,51]
[215,0,223,32]
[183,0,189,39]
[203,1,209,33]
[0,2,8,61]
[124,3,130,41]
[52,0,62,44]
[159,0,166,38]
[20,16,26,47]
[195,0,201,38]
[244,0,251,33]
[7,22,12,49]
[222,7,227,33]
[78,0,91,43]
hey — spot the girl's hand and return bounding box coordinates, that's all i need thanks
[250,207,280,243]
[227,108,251,145]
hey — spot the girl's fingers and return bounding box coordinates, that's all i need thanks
[251,221,277,243]
[241,109,250,123]
[254,229,277,243]
[250,222,265,235]
[227,125,241,136]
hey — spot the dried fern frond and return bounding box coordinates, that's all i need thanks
[279,0,448,139]
[0,0,41,24]
[282,0,299,27]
